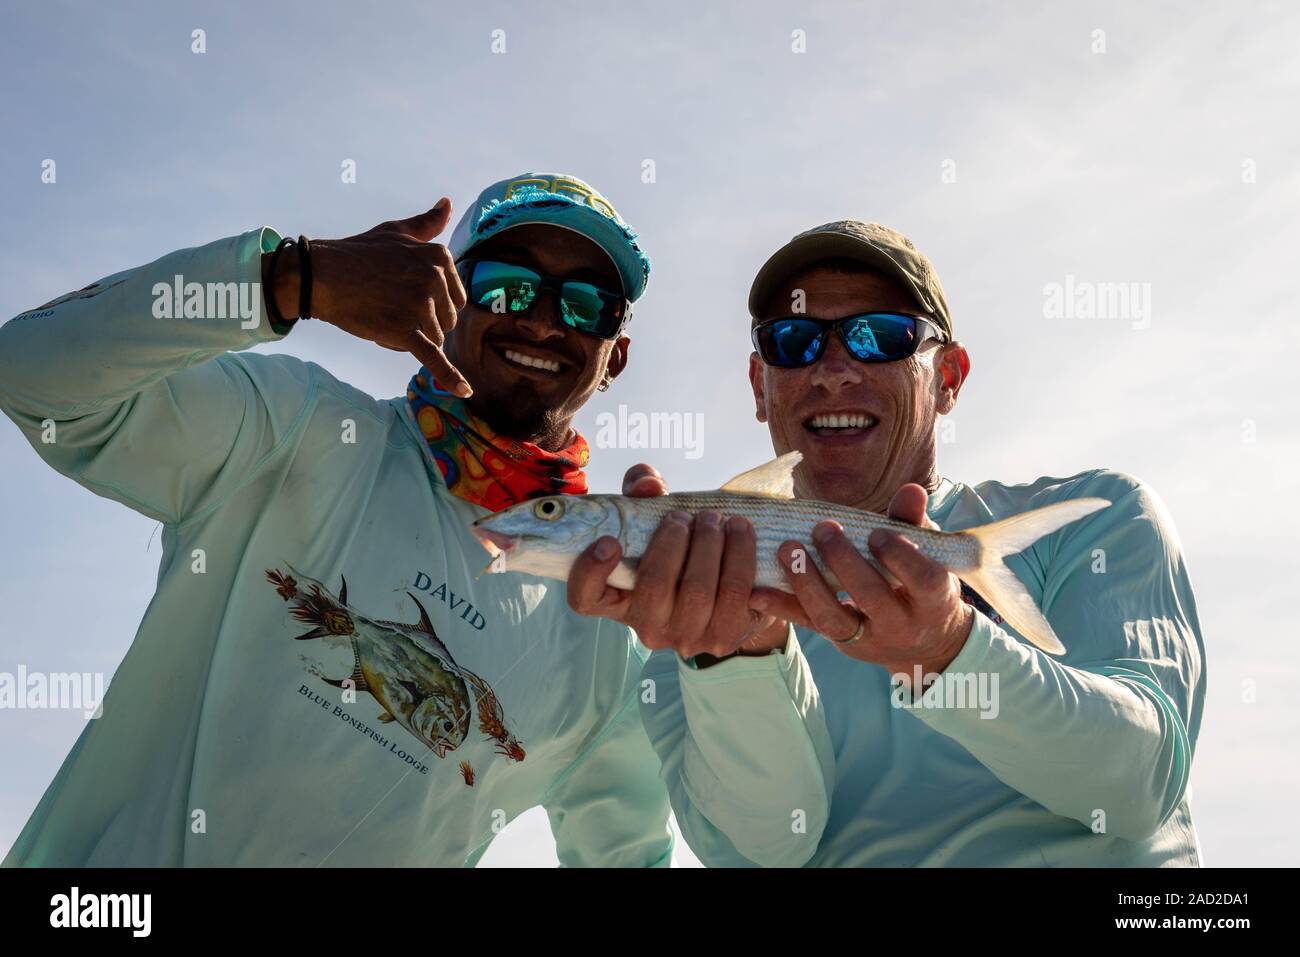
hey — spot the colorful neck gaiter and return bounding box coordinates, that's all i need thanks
[406,369,589,513]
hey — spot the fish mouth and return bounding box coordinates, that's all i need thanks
[471,525,518,557]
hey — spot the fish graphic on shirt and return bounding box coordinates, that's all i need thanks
[265,569,525,776]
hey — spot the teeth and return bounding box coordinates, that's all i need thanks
[504,349,561,373]
[809,413,876,430]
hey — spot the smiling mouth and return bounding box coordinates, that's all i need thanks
[493,344,567,374]
[803,412,879,437]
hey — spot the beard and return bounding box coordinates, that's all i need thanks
[467,378,570,444]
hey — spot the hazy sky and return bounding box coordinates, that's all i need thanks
[2,0,1297,866]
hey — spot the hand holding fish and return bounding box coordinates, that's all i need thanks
[566,464,791,660]
[750,483,975,682]
[473,453,1107,660]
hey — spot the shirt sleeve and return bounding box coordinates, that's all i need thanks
[638,627,835,867]
[540,693,675,868]
[902,471,1206,842]
[540,620,675,868]
[0,228,316,524]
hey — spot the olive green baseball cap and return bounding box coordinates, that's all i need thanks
[747,220,953,339]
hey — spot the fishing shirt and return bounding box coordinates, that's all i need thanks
[0,229,673,867]
[640,464,1206,866]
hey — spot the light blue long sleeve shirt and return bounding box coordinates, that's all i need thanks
[0,229,673,867]
[641,469,1205,866]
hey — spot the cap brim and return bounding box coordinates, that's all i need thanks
[748,232,931,320]
[457,201,649,302]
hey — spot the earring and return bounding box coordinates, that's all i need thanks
[597,372,612,392]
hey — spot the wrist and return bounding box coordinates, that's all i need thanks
[880,603,974,687]
[685,618,789,670]
[262,248,301,322]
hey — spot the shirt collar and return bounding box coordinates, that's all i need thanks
[926,475,964,525]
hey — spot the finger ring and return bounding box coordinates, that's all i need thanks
[831,611,867,645]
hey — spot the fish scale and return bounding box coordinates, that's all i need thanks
[616,492,981,591]
[471,452,1110,654]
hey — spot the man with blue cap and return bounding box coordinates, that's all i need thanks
[0,174,673,867]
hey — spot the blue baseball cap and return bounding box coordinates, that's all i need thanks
[449,173,651,302]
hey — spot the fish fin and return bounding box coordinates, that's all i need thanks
[719,451,802,499]
[407,593,437,636]
[339,576,349,606]
[961,497,1110,655]
[294,628,330,641]
[377,712,395,723]
[406,593,457,661]
[348,663,368,692]
[320,663,369,692]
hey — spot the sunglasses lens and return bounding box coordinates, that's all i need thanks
[841,313,918,360]
[559,282,626,339]
[758,319,825,367]
[466,261,541,314]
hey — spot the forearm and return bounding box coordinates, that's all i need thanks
[643,629,834,867]
[0,228,286,419]
[902,611,1190,840]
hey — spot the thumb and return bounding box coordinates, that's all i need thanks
[622,464,668,497]
[392,197,455,242]
[887,483,937,529]
[567,537,630,620]
[748,588,812,630]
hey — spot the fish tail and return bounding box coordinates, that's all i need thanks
[960,498,1108,655]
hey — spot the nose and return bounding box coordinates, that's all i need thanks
[514,289,566,342]
[808,333,864,392]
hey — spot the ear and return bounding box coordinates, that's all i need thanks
[604,335,630,382]
[748,352,768,423]
[934,341,970,415]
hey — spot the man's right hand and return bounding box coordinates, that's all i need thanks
[265,197,472,396]
[567,464,790,662]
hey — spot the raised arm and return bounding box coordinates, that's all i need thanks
[0,202,468,523]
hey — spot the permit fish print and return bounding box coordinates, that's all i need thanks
[265,568,525,784]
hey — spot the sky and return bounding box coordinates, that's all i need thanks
[1,0,1297,866]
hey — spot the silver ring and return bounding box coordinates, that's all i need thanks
[831,611,867,645]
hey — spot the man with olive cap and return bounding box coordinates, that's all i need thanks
[568,220,1206,867]
[0,173,674,867]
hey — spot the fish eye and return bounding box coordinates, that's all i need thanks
[443,720,453,732]
[533,499,563,521]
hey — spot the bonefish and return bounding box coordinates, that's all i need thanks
[471,452,1109,654]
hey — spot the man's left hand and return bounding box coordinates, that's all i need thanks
[750,483,974,682]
